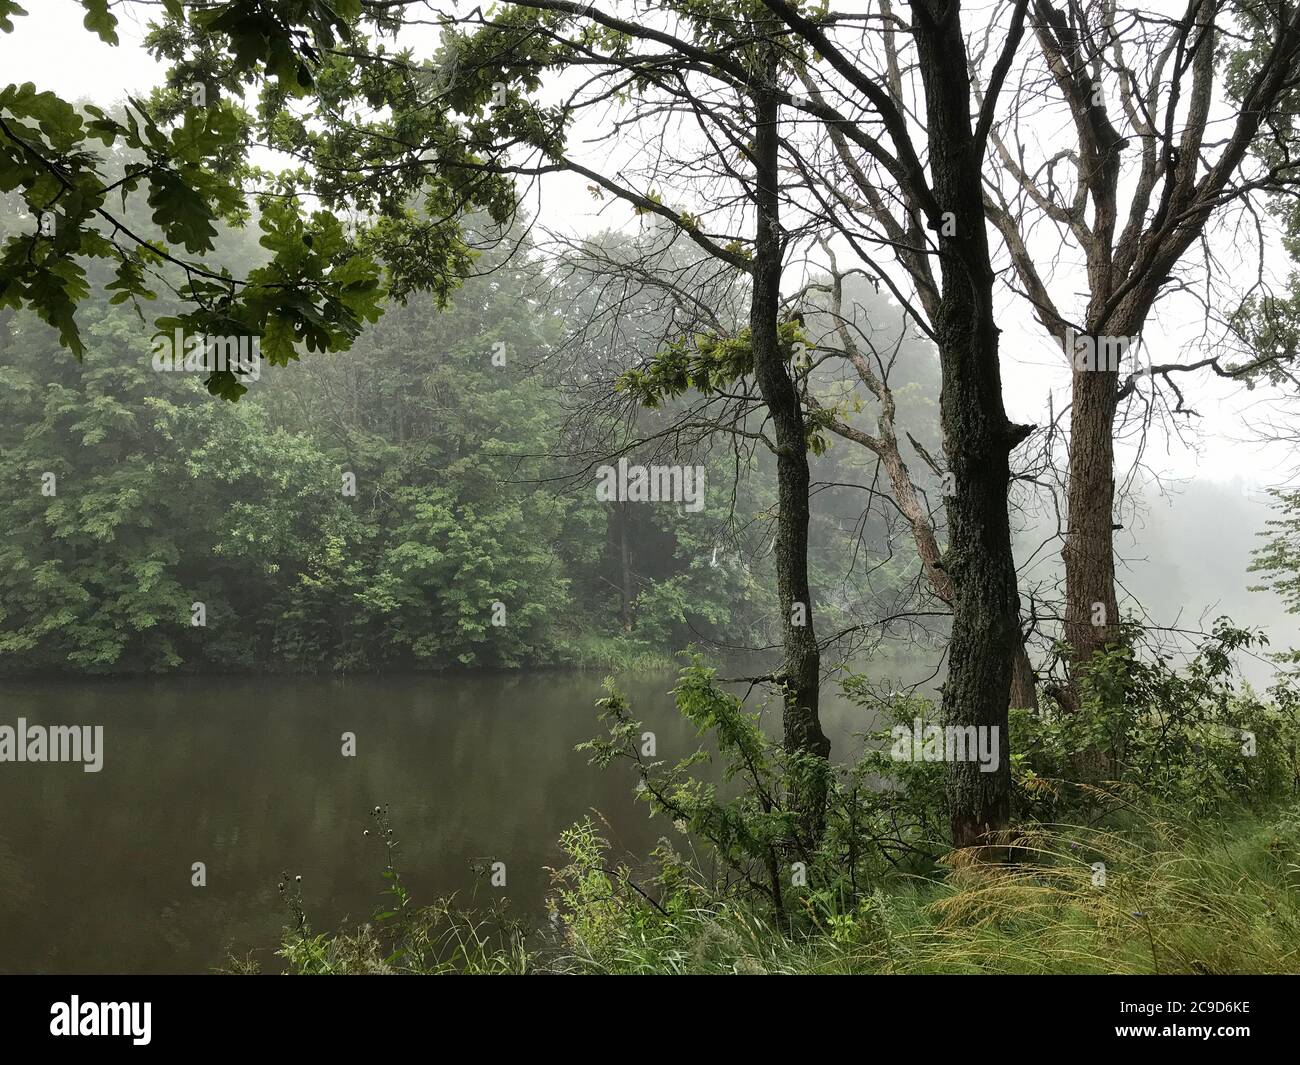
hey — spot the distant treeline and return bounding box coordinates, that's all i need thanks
[0,220,930,675]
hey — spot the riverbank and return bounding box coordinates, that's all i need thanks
[255,801,1300,975]
[252,639,1300,976]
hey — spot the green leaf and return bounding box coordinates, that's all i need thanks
[0,1,27,33]
[79,0,118,45]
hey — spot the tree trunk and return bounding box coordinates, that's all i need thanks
[749,83,831,783]
[913,0,1021,849]
[618,500,633,632]
[1063,363,1120,671]
[1011,639,1037,711]
[879,435,1036,710]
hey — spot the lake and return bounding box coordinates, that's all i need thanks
[0,669,887,973]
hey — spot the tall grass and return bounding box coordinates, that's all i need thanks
[549,805,1300,975]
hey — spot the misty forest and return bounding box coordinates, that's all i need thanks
[1,0,1300,976]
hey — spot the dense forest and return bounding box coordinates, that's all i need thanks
[0,210,944,674]
[3,0,1300,989]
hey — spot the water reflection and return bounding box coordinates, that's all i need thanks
[0,669,887,973]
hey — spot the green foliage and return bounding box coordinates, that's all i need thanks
[0,1,527,391]
[618,328,760,405]
[842,622,1299,830]
[0,295,342,671]
[577,662,943,929]
[617,321,829,452]
[0,201,795,673]
[1014,620,1297,821]
[0,259,564,671]
[1221,7,1300,384]
[544,637,1300,972]
[0,73,383,371]
[546,817,685,968]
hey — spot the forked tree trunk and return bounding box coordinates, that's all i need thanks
[880,439,1037,711]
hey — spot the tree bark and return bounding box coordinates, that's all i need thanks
[1011,639,1037,712]
[913,0,1022,849]
[749,80,831,783]
[880,423,1038,711]
[1063,362,1120,668]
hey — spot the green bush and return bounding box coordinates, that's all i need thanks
[1010,620,1298,821]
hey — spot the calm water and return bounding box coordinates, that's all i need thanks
[0,670,879,973]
